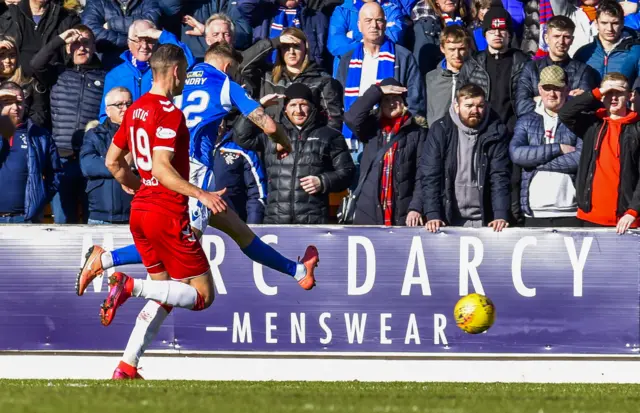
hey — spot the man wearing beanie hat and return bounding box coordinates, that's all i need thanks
[234,83,355,225]
[457,5,528,226]
[510,65,583,228]
[343,78,426,226]
[457,5,528,135]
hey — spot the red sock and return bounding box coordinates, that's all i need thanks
[117,360,137,377]
[156,301,173,313]
[192,292,205,311]
[124,275,134,294]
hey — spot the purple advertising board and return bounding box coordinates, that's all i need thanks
[0,225,638,355]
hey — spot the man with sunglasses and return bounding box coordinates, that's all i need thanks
[80,86,134,225]
[97,19,195,123]
[30,25,107,224]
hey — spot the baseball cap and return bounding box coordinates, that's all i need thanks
[539,65,567,88]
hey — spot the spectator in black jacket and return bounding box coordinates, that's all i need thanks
[0,34,39,124]
[344,78,426,226]
[80,86,133,224]
[515,15,597,117]
[422,83,511,232]
[234,83,355,224]
[0,0,81,128]
[81,0,161,70]
[31,25,106,223]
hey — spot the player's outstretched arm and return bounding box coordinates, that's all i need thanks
[105,143,141,191]
[247,107,292,154]
[152,149,228,214]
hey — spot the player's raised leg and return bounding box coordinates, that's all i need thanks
[76,244,142,296]
[208,208,318,290]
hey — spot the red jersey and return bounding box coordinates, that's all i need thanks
[113,93,191,218]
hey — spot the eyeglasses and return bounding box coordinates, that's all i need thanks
[128,37,156,46]
[108,101,133,109]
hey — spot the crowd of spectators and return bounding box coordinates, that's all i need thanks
[1,0,640,233]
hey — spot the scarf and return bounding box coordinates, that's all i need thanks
[269,6,301,63]
[535,0,554,58]
[441,12,462,26]
[582,5,597,22]
[343,38,396,145]
[379,113,408,226]
[131,55,149,72]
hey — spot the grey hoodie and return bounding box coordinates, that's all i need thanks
[449,104,490,221]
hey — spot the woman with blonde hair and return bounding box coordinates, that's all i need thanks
[246,27,343,130]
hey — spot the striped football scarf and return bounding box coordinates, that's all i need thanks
[442,12,463,26]
[342,38,396,145]
[535,0,554,58]
[269,6,301,63]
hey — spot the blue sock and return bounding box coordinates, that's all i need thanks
[241,236,298,276]
[111,244,143,267]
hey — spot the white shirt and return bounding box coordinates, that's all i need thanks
[359,50,380,96]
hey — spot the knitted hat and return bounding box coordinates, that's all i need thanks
[482,6,513,35]
[539,65,567,88]
[284,83,315,104]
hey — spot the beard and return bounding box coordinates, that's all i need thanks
[461,114,482,128]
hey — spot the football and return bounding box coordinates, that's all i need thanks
[454,293,496,334]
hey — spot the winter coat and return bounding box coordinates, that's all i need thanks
[233,105,355,224]
[521,0,539,55]
[98,30,195,122]
[81,0,161,70]
[420,110,511,224]
[509,110,581,216]
[239,0,329,69]
[30,35,106,153]
[344,85,426,225]
[80,119,132,222]
[573,33,640,85]
[213,132,266,224]
[515,56,597,116]
[0,120,62,220]
[0,0,80,75]
[425,59,457,126]
[500,0,525,40]
[558,90,640,217]
[257,62,344,130]
[327,0,406,76]
[456,49,528,130]
[336,43,427,121]
[412,13,451,76]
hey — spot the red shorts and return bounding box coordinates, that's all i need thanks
[129,209,210,280]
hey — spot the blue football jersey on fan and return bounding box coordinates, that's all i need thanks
[176,62,260,168]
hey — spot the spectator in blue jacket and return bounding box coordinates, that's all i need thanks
[81,0,161,70]
[328,0,407,77]
[510,66,583,227]
[30,25,106,224]
[336,1,425,161]
[241,0,329,69]
[98,19,195,122]
[574,0,640,85]
[212,131,266,224]
[0,81,61,223]
[80,86,133,224]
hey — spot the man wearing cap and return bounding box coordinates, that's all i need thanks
[421,83,511,233]
[559,72,640,233]
[234,83,355,224]
[515,15,598,117]
[510,66,583,227]
[457,6,527,134]
[344,78,427,227]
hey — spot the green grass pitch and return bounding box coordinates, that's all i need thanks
[2,381,640,413]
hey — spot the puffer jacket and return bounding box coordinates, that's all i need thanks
[30,35,106,153]
[456,49,528,129]
[0,120,62,221]
[573,33,640,85]
[81,0,161,70]
[421,110,511,225]
[257,62,344,130]
[233,106,355,224]
[515,57,597,116]
[509,110,581,216]
[344,85,426,225]
[80,119,133,222]
[521,0,539,55]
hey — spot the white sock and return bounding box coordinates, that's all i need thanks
[122,301,169,367]
[101,251,114,270]
[132,278,198,309]
[294,263,307,281]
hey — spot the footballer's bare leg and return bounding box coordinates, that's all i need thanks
[207,209,318,290]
